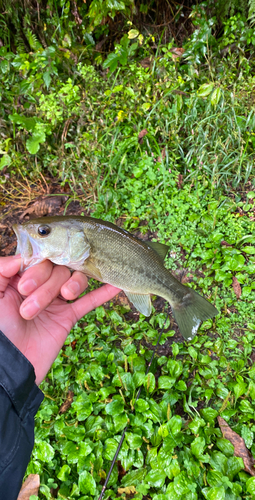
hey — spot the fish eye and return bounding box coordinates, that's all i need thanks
[38,225,51,237]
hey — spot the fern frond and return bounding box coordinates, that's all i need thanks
[24,28,42,51]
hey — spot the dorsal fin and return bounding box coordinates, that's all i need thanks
[146,241,169,260]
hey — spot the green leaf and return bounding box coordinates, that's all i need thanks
[246,476,255,494]
[121,467,147,486]
[43,71,51,89]
[167,415,182,436]
[105,398,124,415]
[167,359,183,378]
[216,438,234,457]
[145,469,167,487]
[242,246,255,254]
[174,471,195,495]
[144,372,155,393]
[158,376,176,389]
[165,482,182,499]
[0,154,11,170]
[104,438,118,460]
[191,436,206,459]
[34,440,54,462]
[125,432,143,449]
[241,425,254,448]
[78,470,96,495]
[57,464,71,481]
[136,399,149,412]
[197,82,214,97]
[211,88,221,106]
[202,486,225,500]
[188,346,198,360]
[26,131,46,155]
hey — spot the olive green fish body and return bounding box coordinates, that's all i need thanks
[13,215,219,340]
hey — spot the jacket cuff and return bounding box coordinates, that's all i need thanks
[0,330,44,417]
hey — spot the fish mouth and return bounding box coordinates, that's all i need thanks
[13,224,45,271]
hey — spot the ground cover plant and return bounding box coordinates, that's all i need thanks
[1,1,255,499]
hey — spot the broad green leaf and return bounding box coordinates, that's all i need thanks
[242,246,255,254]
[197,82,214,97]
[167,415,182,436]
[174,471,195,495]
[211,88,221,106]
[34,440,54,462]
[202,486,225,500]
[43,71,51,89]
[125,432,143,449]
[158,376,176,390]
[78,470,96,495]
[188,346,198,360]
[216,438,234,457]
[105,398,124,415]
[145,469,167,487]
[0,154,11,170]
[104,438,118,460]
[144,372,155,393]
[136,399,149,412]
[57,464,71,481]
[246,476,255,494]
[241,425,254,448]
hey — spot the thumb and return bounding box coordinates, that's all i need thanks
[0,255,22,297]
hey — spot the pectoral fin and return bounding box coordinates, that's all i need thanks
[124,291,152,316]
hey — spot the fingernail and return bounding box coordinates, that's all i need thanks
[21,299,40,319]
[67,281,80,295]
[19,279,37,295]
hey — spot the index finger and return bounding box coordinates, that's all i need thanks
[0,255,22,298]
[71,284,121,322]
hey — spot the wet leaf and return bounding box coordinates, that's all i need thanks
[59,390,74,414]
[232,276,241,298]
[17,474,40,499]
[21,195,68,218]
[217,416,255,475]
[138,128,148,144]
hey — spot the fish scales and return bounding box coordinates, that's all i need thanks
[13,215,219,340]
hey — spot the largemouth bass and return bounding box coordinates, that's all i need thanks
[13,216,219,340]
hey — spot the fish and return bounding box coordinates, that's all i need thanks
[13,215,219,340]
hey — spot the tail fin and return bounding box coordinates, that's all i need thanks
[171,289,219,341]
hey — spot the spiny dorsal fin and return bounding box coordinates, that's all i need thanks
[146,241,169,260]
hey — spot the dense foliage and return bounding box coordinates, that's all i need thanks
[1,1,255,499]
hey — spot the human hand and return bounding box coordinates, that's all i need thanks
[0,255,120,385]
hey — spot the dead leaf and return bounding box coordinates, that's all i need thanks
[218,417,255,476]
[21,195,68,218]
[18,474,40,499]
[157,147,166,163]
[221,240,232,247]
[232,276,241,299]
[138,129,148,144]
[59,390,74,414]
[171,47,184,57]
[139,56,153,68]
[112,291,130,308]
[118,485,137,494]
[177,173,183,189]
[117,460,127,481]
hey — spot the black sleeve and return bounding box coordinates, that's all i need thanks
[0,330,44,500]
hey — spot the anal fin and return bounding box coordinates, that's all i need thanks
[124,291,152,316]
